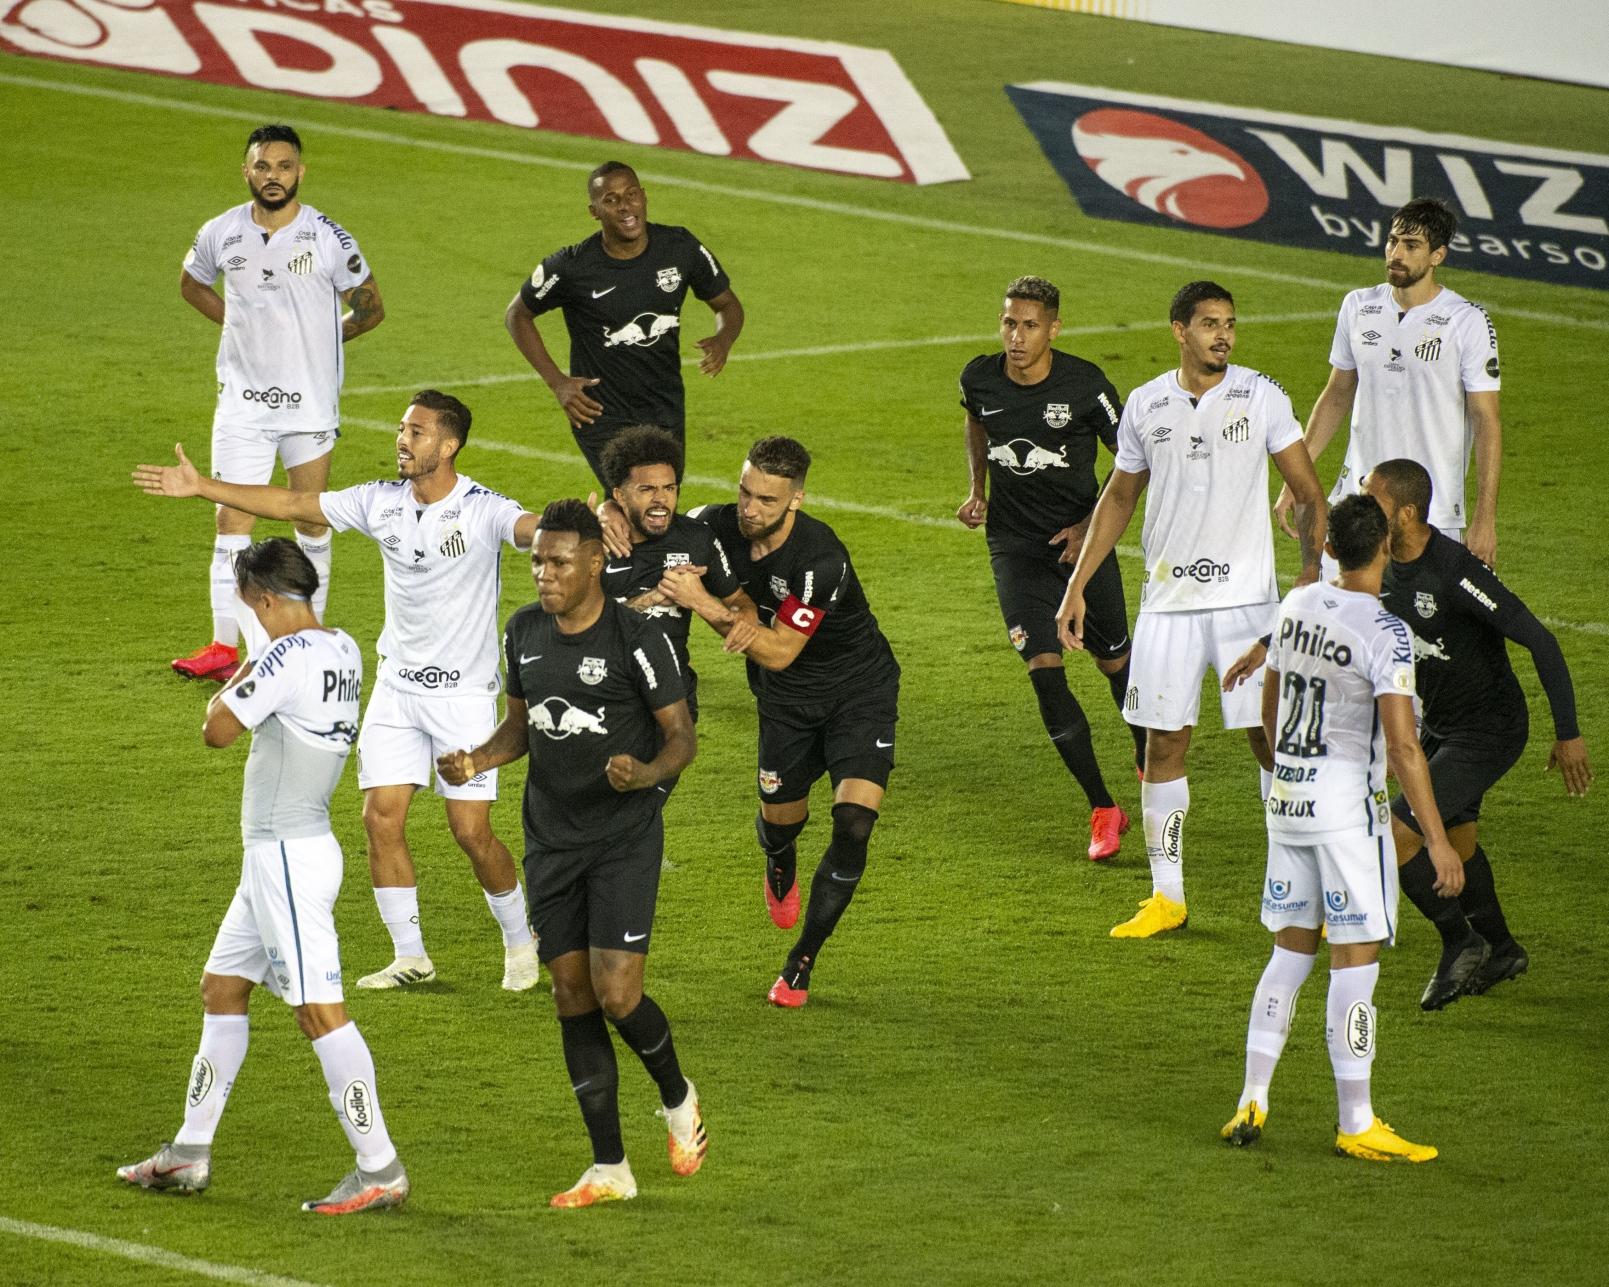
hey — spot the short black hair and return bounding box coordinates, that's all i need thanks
[746,436,811,486]
[1369,458,1434,520]
[1328,494,1390,571]
[601,425,684,491]
[235,537,318,601]
[588,160,637,192]
[537,498,603,544]
[1005,276,1059,317]
[409,389,472,446]
[244,124,302,156]
[1169,280,1234,327]
[1391,197,1458,251]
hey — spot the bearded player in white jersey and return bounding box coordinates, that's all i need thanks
[174,124,385,682]
[136,391,543,993]
[1273,197,1502,567]
[1220,493,1463,1163]
[1056,281,1327,938]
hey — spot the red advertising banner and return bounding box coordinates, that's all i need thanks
[0,0,970,183]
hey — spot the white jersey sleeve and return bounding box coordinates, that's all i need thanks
[1328,290,1361,371]
[183,216,222,286]
[1456,302,1501,393]
[1260,377,1303,455]
[462,483,526,550]
[317,481,385,537]
[1113,396,1150,475]
[318,213,370,292]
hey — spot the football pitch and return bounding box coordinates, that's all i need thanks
[3,1,1607,1282]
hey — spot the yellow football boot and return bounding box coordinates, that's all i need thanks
[1335,1118,1438,1163]
[1110,892,1188,938]
[1220,1102,1267,1147]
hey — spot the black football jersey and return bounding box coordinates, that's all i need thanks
[958,349,1122,551]
[518,224,730,434]
[689,504,899,707]
[504,598,686,850]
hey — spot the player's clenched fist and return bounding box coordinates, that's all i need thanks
[436,749,477,787]
[606,753,653,792]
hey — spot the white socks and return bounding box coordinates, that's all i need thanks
[484,885,534,948]
[1141,777,1189,903]
[312,1022,397,1171]
[374,885,426,959]
[1238,947,1315,1111]
[209,536,251,647]
[1327,962,1380,1135]
[174,1013,250,1147]
[296,531,332,623]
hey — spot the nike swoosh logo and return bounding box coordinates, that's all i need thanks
[520,654,542,664]
[591,287,617,298]
[604,563,632,573]
[979,407,1004,416]
[623,931,648,943]
[875,738,894,748]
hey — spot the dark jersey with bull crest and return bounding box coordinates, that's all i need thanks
[504,598,686,850]
[689,504,899,708]
[518,223,730,436]
[958,350,1123,553]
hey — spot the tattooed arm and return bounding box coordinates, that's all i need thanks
[341,275,385,342]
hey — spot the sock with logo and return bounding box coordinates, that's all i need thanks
[1398,847,1479,958]
[312,1022,397,1171]
[374,885,427,959]
[1101,658,1148,773]
[1028,666,1114,809]
[209,535,252,647]
[173,1013,249,1147]
[1459,847,1515,953]
[1141,777,1189,903]
[484,885,534,949]
[1239,946,1315,1113]
[756,812,807,900]
[787,803,876,972]
[1326,963,1380,1136]
[609,995,687,1109]
[559,1009,624,1165]
[296,531,333,623]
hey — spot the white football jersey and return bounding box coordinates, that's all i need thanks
[1115,364,1302,612]
[1264,582,1416,844]
[319,474,525,697]
[1328,283,1500,531]
[183,202,369,434]
[220,627,362,843]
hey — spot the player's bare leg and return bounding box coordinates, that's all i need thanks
[1114,726,1191,937]
[758,795,809,930]
[444,797,538,990]
[1246,724,1275,801]
[174,502,257,680]
[358,784,436,989]
[286,451,335,624]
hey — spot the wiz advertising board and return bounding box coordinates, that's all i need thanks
[1009,82,1609,290]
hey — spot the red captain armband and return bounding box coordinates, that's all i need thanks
[777,594,826,637]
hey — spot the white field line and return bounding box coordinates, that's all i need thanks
[3,70,1607,333]
[0,1216,331,1287]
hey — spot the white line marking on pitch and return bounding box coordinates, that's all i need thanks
[0,1216,331,1287]
[1,71,1604,334]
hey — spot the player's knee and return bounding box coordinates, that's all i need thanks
[446,810,493,855]
[592,971,643,1021]
[293,521,330,541]
[361,792,409,840]
[200,971,249,1013]
[828,802,878,877]
[756,811,807,855]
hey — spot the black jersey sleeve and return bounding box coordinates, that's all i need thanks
[957,355,988,416]
[701,530,741,600]
[517,246,571,316]
[1082,371,1124,452]
[681,229,731,301]
[630,624,687,711]
[504,615,527,703]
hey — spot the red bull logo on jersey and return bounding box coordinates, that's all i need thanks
[531,697,608,739]
[603,313,679,348]
[986,439,1069,476]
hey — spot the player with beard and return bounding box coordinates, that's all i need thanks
[174,123,384,681]
[505,161,744,485]
[135,391,543,994]
[670,437,900,1007]
[438,501,703,1209]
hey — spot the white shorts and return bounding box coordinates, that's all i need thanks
[211,420,337,485]
[357,678,499,799]
[1261,831,1399,946]
[204,834,346,1006]
[1126,603,1276,731]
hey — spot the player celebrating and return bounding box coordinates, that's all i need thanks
[1056,281,1327,938]
[1221,495,1460,1164]
[118,539,409,1213]
[438,500,702,1209]
[174,123,384,681]
[134,391,542,992]
[668,437,900,1007]
[1274,197,1502,567]
[956,276,1146,861]
[505,161,744,484]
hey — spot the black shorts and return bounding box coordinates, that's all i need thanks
[756,676,899,804]
[1391,725,1527,833]
[523,812,663,962]
[988,544,1131,662]
[573,418,684,488]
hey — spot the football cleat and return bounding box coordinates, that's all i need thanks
[1087,805,1130,862]
[767,956,811,1008]
[1335,1118,1438,1163]
[656,1079,707,1177]
[116,1142,210,1194]
[357,955,437,990]
[1420,936,1490,1010]
[1220,1102,1267,1147]
[172,641,240,682]
[764,874,800,929]
[550,1161,637,1209]
[1468,941,1529,995]
[302,1158,409,1214]
[501,942,541,993]
[1110,892,1188,938]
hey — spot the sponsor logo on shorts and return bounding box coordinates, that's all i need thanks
[343,1080,374,1134]
[242,386,301,409]
[187,1057,215,1107]
[1345,1001,1374,1058]
[1172,557,1231,584]
[1263,878,1308,915]
[578,656,608,685]
[397,665,461,690]
[759,768,782,795]
[1008,624,1028,652]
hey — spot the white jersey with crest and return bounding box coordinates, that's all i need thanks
[183,202,369,434]
[219,627,362,845]
[1115,364,1302,613]
[1264,582,1416,844]
[1327,283,1500,531]
[319,474,526,698]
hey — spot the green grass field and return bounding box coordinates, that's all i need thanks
[3,2,1607,1283]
